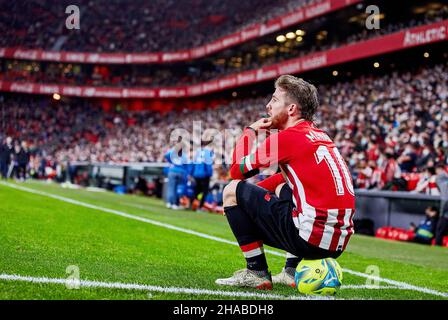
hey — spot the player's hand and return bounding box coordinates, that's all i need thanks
[248,117,272,132]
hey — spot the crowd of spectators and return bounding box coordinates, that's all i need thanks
[1,62,447,192]
[2,11,447,88]
[0,0,317,53]
[317,63,448,192]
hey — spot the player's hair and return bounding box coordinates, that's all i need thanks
[275,75,319,121]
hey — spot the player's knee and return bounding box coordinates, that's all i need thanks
[223,180,240,207]
[275,183,286,197]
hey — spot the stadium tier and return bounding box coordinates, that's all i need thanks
[0,0,332,53]
[1,18,447,92]
[0,1,446,96]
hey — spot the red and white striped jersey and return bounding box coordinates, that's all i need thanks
[230,120,356,251]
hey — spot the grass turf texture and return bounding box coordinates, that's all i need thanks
[0,180,447,300]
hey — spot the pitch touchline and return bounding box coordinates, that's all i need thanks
[0,273,400,295]
[0,273,408,298]
[1,181,447,299]
[0,273,326,300]
[340,285,399,290]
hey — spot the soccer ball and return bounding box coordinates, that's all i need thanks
[294,258,343,296]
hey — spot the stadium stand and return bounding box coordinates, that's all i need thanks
[0,0,318,52]
[1,6,446,88]
[1,62,446,191]
[0,0,447,193]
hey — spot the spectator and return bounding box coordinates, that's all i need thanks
[134,175,149,196]
[414,166,440,195]
[410,206,439,245]
[397,143,419,173]
[381,149,405,191]
[0,136,13,179]
[354,159,371,189]
[15,140,30,181]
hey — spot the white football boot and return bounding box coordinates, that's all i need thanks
[272,268,296,288]
[215,269,272,290]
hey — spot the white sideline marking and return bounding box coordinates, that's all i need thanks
[1,181,448,299]
[341,269,448,298]
[340,285,399,290]
[0,273,413,296]
[0,273,329,300]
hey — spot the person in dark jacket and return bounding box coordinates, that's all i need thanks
[0,136,14,179]
[15,141,30,181]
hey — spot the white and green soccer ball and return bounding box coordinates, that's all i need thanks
[294,258,343,296]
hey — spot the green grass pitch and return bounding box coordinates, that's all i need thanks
[0,180,447,300]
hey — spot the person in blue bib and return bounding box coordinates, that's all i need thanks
[164,144,190,210]
[189,141,214,211]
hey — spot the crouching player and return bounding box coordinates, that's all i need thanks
[216,75,355,290]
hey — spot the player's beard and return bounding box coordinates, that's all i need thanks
[270,109,288,130]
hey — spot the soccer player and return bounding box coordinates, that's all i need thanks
[215,75,355,290]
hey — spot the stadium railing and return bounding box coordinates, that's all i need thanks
[355,190,440,232]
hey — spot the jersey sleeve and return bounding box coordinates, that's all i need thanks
[256,173,285,192]
[229,129,290,180]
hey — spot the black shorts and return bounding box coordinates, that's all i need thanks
[236,180,342,260]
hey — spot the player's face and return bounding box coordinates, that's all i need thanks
[266,87,289,129]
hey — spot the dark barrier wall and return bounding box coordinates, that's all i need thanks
[355,190,441,231]
[69,163,442,231]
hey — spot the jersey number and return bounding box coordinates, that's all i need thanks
[315,145,354,196]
